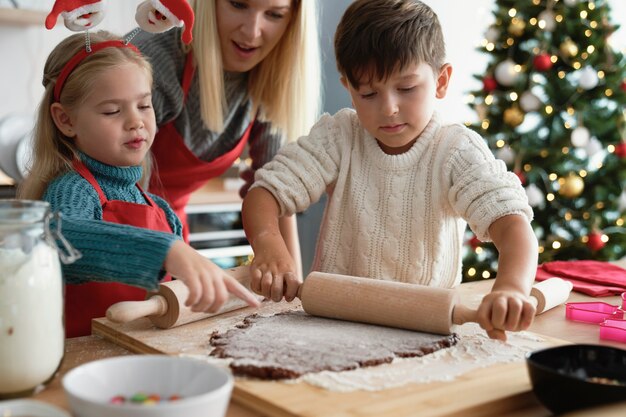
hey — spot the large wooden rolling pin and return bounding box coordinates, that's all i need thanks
[108,266,572,334]
[106,266,260,329]
[298,272,573,335]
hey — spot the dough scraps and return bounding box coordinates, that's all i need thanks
[209,311,459,379]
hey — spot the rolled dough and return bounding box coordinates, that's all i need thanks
[210,311,459,379]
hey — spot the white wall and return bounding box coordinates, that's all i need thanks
[0,0,624,123]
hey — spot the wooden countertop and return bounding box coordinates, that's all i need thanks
[20,277,626,416]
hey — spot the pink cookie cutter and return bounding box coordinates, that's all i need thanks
[600,319,626,344]
[565,294,626,344]
[565,302,623,324]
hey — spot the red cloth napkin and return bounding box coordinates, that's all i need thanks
[536,260,626,297]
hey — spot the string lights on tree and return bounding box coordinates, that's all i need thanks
[463,0,626,282]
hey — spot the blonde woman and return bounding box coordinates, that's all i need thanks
[131,0,321,278]
[19,31,260,337]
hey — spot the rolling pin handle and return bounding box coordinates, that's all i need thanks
[451,304,479,326]
[106,295,168,323]
[530,277,573,314]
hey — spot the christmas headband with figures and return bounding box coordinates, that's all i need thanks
[45,0,194,101]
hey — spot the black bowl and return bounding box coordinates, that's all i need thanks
[526,344,626,414]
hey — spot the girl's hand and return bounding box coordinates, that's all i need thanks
[249,232,301,302]
[476,289,536,341]
[164,240,261,312]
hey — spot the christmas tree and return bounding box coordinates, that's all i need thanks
[463,0,626,282]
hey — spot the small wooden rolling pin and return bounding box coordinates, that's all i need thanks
[298,272,573,335]
[106,266,260,329]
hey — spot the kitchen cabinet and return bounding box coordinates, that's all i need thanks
[186,178,252,268]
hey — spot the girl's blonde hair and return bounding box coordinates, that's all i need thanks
[188,0,321,142]
[19,31,153,200]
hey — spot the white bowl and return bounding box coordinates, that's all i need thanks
[62,355,233,417]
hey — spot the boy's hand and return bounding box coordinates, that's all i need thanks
[250,232,301,302]
[164,240,261,313]
[476,289,536,341]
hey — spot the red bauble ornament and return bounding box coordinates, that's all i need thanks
[621,79,626,92]
[586,232,605,251]
[533,54,553,72]
[515,171,527,185]
[483,76,498,92]
[469,236,481,249]
[615,142,626,158]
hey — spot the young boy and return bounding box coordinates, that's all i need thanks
[241,0,538,340]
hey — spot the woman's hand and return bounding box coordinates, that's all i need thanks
[476,289,536,341]
[164,240,261,312]
[249,232,301,302]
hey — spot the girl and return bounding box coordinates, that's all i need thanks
[19,31,260,338]
[130,0,322,278]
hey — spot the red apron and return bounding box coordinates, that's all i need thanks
[149,52,253,241]
[65,160,173,338]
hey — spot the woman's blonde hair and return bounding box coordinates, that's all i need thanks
[188,0,321,142]
[19,31,153,200]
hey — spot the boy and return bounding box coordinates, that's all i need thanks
[242,0,538,340]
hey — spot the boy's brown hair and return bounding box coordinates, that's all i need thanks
[334,0,446,88]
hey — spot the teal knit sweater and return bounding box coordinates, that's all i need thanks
[43,154,182,290]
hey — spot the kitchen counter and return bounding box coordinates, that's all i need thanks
[24,277,626,416]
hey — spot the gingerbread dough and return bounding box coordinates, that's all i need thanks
[210,311,459,379]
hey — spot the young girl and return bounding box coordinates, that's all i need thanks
[19,31,260,338]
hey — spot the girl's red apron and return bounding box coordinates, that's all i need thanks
[65,160,173,338]
[149,52,253,241]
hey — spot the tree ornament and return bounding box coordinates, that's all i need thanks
[533,53,553,72]
[578,66,599,90]
[585,137,603,157]
[571,126,591,147]
[559,38,579,57]
[514,170,527,185]
[494,59,519,86]
[469,236,481,250]
[563,0,578,5]
[586,232,606,251]
[525,184,545,208]
[482,76,498,92]
[496,146,515,164]
[519,91,542,112]
[558,173,584,198]
[485,26,500,43]
[618,190,626,212]
[538,10,556,32]
[508,19,526,37]
[621,79,626,92]
[615,142,626,158]
[474,103,488,120]
[504,107,525,127]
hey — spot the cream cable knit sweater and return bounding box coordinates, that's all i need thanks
[253,110,533,288]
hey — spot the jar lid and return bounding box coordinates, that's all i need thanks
[0,200,49,225]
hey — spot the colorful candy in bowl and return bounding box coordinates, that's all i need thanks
[62,355,232,417]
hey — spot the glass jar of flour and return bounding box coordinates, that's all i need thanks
[0,200,80,398]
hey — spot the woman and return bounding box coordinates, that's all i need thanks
[131,0,321,277]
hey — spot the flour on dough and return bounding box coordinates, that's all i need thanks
[209,311,459,379]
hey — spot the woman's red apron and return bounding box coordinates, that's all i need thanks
[65,160,173,338]
[149,52,253,241]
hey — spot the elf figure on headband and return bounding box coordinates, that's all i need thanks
[45,0,105,32]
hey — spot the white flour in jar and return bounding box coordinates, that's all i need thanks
[0,243,64,395]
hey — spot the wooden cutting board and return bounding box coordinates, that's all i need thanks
[92,299,564,417]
